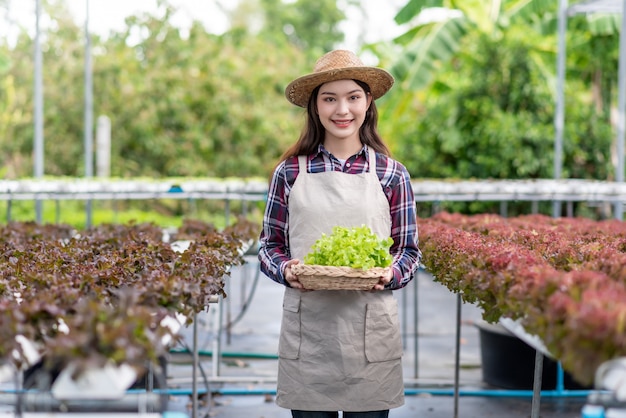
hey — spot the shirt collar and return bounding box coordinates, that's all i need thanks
[316,144,368,159]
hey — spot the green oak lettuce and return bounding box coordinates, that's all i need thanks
[303,225,393,269]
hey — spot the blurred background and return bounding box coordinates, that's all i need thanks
[0,0,623,223]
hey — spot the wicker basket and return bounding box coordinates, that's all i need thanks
[291,264,389,290]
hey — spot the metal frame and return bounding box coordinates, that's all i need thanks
[2,178,626,202]
[421,293,594,418]
[555,0,626,219]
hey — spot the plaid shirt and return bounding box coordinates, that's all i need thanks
[258,144,422,290]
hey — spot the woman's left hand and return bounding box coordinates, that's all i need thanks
[372,268,393,291]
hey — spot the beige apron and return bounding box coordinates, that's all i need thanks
[276,148,404,412]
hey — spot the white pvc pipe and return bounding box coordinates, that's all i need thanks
[614,0,626,220]
[34,0,44,223]
[553,0,568,218]
[84,0,94,227]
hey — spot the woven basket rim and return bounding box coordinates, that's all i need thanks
[291,264,389,279]
[290,264,389,289]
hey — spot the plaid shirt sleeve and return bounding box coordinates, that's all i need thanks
[380,156,422,290]
[258,159,293,286]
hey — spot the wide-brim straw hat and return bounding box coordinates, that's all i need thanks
[285,49,394,108]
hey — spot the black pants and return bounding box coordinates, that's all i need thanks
[291,410,389,418]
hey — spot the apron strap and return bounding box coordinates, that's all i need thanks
[368,147,378,179]
[298,155,307,176]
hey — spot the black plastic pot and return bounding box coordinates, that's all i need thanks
[476,321,590,390]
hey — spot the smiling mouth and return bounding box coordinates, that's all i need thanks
[333,119,352,127]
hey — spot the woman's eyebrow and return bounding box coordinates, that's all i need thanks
[319,89,362,96]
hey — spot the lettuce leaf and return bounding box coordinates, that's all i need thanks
[303,225,393,269]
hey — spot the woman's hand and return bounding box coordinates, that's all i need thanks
[372,268,393,291]
[284,259,308,290]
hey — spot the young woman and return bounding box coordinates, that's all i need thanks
[258,49,422,418]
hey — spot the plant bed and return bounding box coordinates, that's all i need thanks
[419,212,626,386]
[0,216,260,399]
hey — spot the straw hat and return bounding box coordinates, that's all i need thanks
[285,49,394,108]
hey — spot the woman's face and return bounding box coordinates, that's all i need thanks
[316,79,371,144]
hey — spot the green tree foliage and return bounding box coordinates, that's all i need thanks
[1,0,344,179]
[566,12,621,138]
[378,0,616,184]
[93,7,308,178]
[388,0,558,88]
[0,44,20,178]
[395,29,612,182]
[378,1,616,215]
[257,0,345,54]
[0,0,621,198]
[2,1,105,177]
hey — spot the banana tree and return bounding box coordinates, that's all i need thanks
[392,0,556,90]
[371,0,620,185]
[566,6,622,127]
[372,0,557,116]
[380,0,623,116]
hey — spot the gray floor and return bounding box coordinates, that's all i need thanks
[164,257,593,418]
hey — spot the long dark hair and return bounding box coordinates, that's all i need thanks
[278,79,391,164]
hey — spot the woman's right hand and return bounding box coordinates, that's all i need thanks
[284,259,307,289]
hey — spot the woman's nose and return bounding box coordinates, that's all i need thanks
[336,99,349,114]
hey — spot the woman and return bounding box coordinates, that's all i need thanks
[258,49,422,418]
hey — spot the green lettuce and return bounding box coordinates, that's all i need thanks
[303,225,393,269]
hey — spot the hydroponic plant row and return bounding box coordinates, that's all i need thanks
[418,212,626,386]
[0,217,259,380]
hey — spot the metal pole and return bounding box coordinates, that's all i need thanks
[453,292,462,418]
[553,0,568,218]
[84,0,94,227]
[191,314,199,418]
[614,0,626,220]
[96,115,111,177]
[192,313,198,418]
[34,0,44,224]
[226,275,231,345]
[402,284,407,349]
[413,270,419,379]
[530,351,544,418]
[213,299,223,378]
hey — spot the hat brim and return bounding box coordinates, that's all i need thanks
[285,67,394,108]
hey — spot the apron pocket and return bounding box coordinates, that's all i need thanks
[278,292,301,360]
[364,301,403,362]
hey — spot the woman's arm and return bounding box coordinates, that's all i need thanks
[386,161,422,290]
[258,162,293,286]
